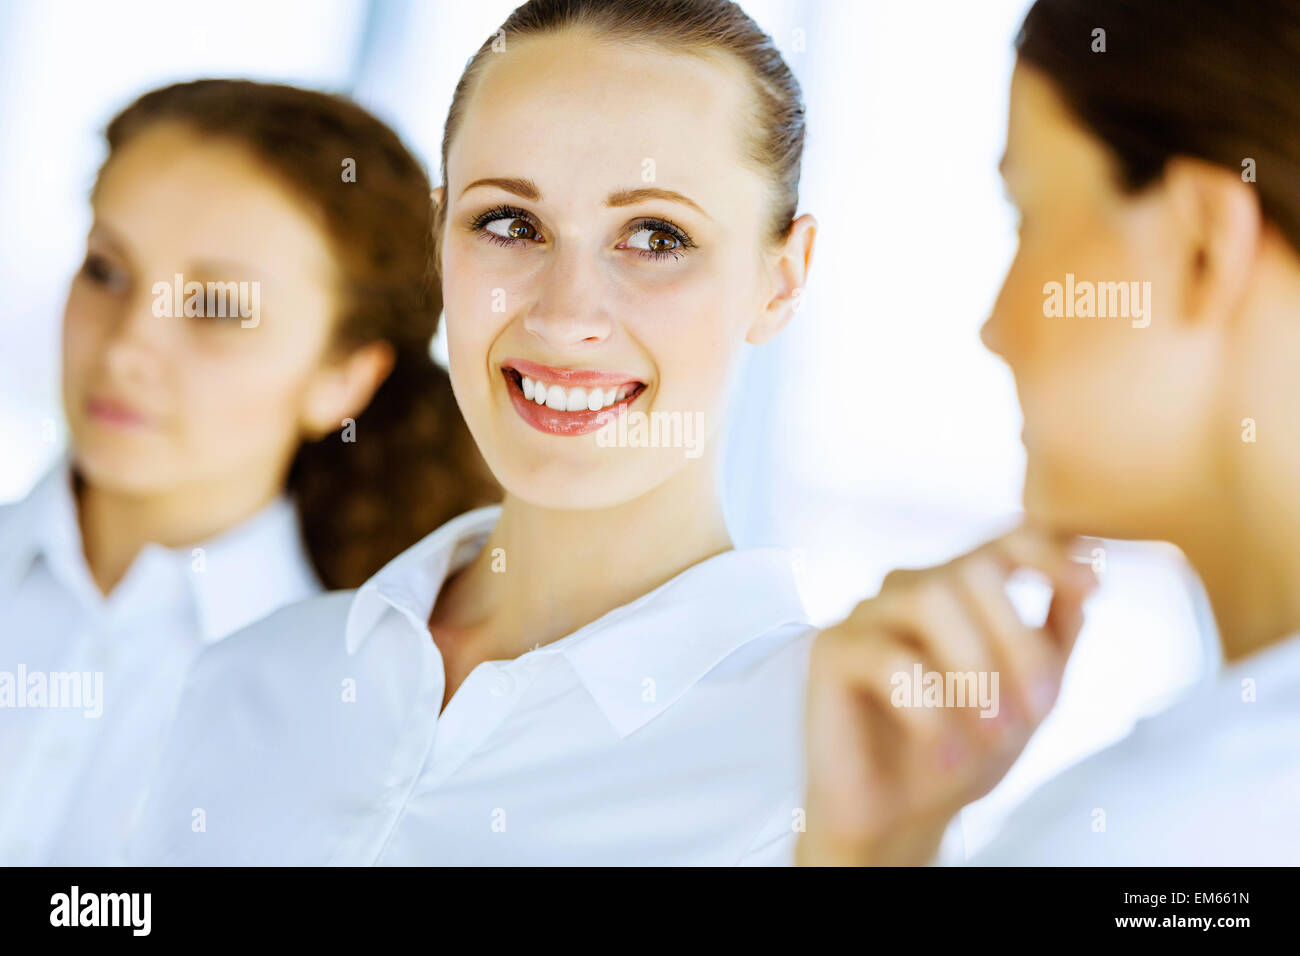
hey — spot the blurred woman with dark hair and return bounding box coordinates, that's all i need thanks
[799,0,1300,866]
[0,79,497,865]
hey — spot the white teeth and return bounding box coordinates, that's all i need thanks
[513,371,638,412]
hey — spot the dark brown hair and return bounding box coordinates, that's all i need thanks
[99,79,500,589]
[1017,0,1300,254]
[433,0,805,267]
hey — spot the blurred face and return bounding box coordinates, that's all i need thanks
[981,62,1222,539]
[437,31,789,511]
[64,122,352,497]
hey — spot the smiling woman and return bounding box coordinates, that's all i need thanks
[124,0,820,866]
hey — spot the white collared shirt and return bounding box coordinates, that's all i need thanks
[966,631,1300,865]
[125,505,816,866]
[0,461,321,865]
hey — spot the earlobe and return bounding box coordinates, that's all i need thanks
[300,341,396,441]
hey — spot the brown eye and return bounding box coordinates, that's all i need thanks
[626,224,690,258]
[486,217,540,242]
[648,231,677,252]
[82,253,128,292]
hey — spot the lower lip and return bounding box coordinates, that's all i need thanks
[503,369,645,436]
[87,399,150,428]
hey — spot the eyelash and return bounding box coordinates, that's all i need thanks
[82,252,128,292]
[465,204,696,261]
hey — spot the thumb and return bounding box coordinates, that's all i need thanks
[1044,561,1098,654]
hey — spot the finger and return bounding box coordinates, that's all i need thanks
[950,552,1063,724]
[834,588,1003,748]
[969,525,1099,656]
[837,631,988,811]
[1045,577,1092,655]
[974,525,1099,599]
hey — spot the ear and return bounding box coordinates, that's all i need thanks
[1163,157,1260,327]
[299,340,396,440]
[747,213,817,346]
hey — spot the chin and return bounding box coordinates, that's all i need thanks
[1022,466,1149,542]
[493,445,689,513]
[1021,464,1103,538]
[71,443,173,497]
[497,466,657,512]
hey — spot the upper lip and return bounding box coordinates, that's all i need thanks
[502,357,645,389]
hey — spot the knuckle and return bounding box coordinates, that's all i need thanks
[909,577,955,622]
[955,553,1000,592]
[880,566,919,591]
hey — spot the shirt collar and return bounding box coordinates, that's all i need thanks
[345,505,503,654]
[0,456,320,643]
[344,504,811,737]
[183,494,322,643]
[558,546,810,736]
[0,456,84,600]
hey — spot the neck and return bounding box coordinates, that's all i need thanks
[1177,507,1300,664]
[1176,250,1300,663]
[75,465,284,595]
[433,450,732,659]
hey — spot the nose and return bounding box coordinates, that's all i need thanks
[101,285,168,386]
[980,281,1013,360]
[979,311,1000,356]
[523,244,613,347]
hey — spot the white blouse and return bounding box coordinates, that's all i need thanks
[125,505,816,865]
[0,461,321,864]
[967,630,1300,865]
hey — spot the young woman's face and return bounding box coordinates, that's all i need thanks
[64,122,351,498]
[437,31,790,510]
[982,62,1223,539]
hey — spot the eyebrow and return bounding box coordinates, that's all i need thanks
[460,177,712,220]
[88,220,131,255]
[189,258,265,281]
[89,223,265,281]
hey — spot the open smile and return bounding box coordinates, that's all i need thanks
[501,358,648,437]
